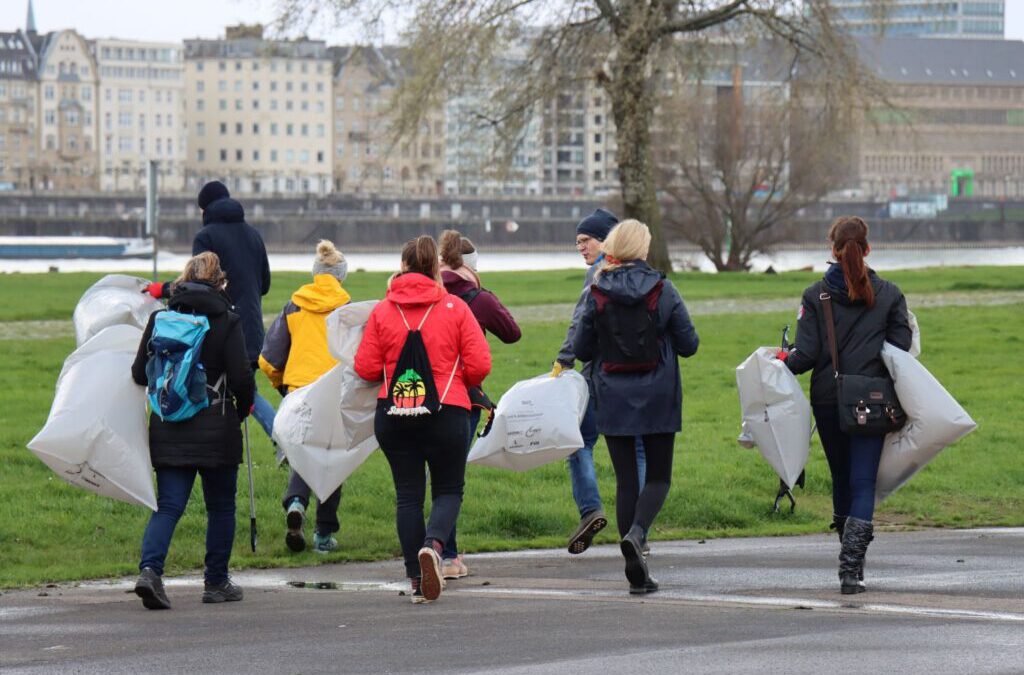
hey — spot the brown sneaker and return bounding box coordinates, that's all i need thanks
[418,547,444,602]
[568,510,607,554]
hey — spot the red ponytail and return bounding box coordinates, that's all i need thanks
[828,216,875,309]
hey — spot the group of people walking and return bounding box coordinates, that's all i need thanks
[128,180,910,609]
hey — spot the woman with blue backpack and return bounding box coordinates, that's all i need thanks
[130,251,255,610]
[573,219,699,595]
[354,235,491,603]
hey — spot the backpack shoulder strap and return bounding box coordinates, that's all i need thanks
[459,288,482,306]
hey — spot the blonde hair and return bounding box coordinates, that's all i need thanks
[174,251,226,290]
[316,239,345,266]
[599,219,651,275]
[439,229,476,269]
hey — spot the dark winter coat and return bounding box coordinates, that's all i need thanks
[193,197,271,365]
[785,264,912,405]
[131,282,256,469]
[573,261,699,436]
[441,271,522,344]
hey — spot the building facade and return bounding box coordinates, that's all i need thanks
[92,39,186,192]
[31,28,99,191]
[0,29,39,190]
[184,25,333,196]
[331,46,444,196]
[854,37,1024,198]
[833,1,1004,39]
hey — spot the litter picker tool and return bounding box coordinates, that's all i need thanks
[244,418,258,552]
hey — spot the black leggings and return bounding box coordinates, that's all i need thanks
[375,403,470,578]
[605,433,675,538]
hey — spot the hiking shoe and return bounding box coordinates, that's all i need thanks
[442,556,469,580]
[568,510,607,555]
[313,532,339,554]
[285,498,306,552]
[134,567,171,610]
[620,532,651,590]
[418,547,444,602]
[202,579,244,604]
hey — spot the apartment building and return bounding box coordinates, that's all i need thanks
[0,29,39,190]
[331,46,444,196]
[92,39,186,192]
[184,25,333,196]
[832,1,1004,39]
[30,27,99,191]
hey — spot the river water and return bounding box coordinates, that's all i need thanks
[2,246,1023,275]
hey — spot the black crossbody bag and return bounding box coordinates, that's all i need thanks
[820,292,906,437]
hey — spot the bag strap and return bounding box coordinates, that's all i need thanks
[439,355,461,405]
[394,301,436,332]
[819,291,841,379]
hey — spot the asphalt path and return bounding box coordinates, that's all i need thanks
[2,528,1022,674]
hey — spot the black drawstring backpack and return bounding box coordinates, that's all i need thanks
[385,302,461,417]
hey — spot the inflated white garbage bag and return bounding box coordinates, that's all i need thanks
[735,347,811,489]
[73,274,162,347]
[468,371,589,471]
[875,342,976,503]
[273,301,380,502]
[28,324,156,510]
[907,309,921,358]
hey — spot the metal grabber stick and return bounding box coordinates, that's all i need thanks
[244,418,257,552]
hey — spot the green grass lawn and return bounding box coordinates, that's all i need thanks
[0,268,1020,588]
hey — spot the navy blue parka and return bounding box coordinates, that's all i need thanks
[573,261,699,436]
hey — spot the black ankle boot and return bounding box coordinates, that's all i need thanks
[838,517,873,595]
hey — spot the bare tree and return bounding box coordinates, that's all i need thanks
[657,39,860,271]
[274,0,887,271]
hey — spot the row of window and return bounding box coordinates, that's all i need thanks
[105,88,176,104]
[98,46,179,63]
[98,66,182,81]
[197,121,327,138]
[195,60,327,75]
[103,136,176,156]
[196,148,326,164]
[198,80,326,94]
[194,98,328,113]
[44,109,93,126]
[103,111,176,130]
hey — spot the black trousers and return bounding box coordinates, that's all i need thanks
[605,433,675,539]
[375,403,470,578]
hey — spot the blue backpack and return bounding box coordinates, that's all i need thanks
[145,310,222,422]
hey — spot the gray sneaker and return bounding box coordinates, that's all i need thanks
[202,579,244,604]
[285,498,306,553]
[134,567,171,610]
[567,510,608,555]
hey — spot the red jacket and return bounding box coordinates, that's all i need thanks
[354,272,492,410]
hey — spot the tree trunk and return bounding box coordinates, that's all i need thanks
[605,36,673,273]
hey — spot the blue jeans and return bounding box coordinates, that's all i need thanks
[251,387,276,439]
[813,404,885,521]
[443,407,481,559]
[567,397,646,518]
[139,466,238,585]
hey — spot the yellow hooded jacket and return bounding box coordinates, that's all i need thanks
[259,274,351,393]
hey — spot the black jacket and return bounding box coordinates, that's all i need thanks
[193,197,271,365]
[573,261,699,436]
[131,282,256,469]
[786,265,912,405]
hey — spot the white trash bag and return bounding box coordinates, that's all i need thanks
[735,347,811,489]
[28,324,156,510]
[907,309,921,358]
[875,342,976,503]
[468,371,589,471]
[73,274,162,347]
[273,301,380,502]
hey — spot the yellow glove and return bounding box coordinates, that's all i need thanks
[550,361,567,378]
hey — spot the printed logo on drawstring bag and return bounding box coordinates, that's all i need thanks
[384,302,460,417]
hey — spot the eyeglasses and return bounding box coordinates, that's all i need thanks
[575,236,593,248]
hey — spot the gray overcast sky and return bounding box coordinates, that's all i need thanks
[4,0,1024,43]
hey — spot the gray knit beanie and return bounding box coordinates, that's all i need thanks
[312,239,348,283]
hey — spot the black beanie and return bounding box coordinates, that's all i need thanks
[575,208,619,241]
[197,181,230,210]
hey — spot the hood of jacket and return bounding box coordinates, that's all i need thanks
[441,271,480,299]
[291,274,351,314]
[202,197,245,226]
[593,261,664,305]
[386,272,446,306]
[823,263,882,306]
[168,281,232,316]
